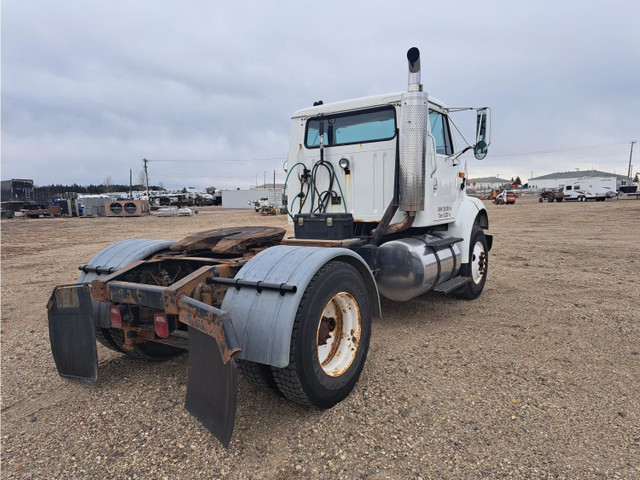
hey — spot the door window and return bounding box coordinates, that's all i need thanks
[429,110,453,155]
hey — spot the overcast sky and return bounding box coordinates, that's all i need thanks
[2,0,639,189]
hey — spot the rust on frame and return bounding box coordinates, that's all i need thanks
[177,295,241,364]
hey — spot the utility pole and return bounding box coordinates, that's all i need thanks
[143,158,150,200]
[129,169,133,199]
[628,141,636,180]
[264,171,266,190]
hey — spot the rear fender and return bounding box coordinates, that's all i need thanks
[78,239,175,328]
[221,245,381,368]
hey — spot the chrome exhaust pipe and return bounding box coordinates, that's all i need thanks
[407,47,421,91]
[398,47,428,212]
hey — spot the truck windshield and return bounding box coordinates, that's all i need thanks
[305,107,396,148]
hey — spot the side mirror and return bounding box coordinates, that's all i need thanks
[474,108,490,160]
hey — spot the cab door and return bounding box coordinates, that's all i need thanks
[426,109,459,223]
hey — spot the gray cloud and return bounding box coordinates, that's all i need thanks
[2,0,639,189]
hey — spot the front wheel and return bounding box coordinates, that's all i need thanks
[456,225,489,300]
[271,261,372,408]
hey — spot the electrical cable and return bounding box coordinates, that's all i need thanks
[283,161,308,220]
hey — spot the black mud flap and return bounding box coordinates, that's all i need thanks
[185,327,237,448]
[47,284,98,383]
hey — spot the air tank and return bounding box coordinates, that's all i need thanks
[376,234,461,302]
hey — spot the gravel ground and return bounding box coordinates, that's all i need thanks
[1,197,639,479]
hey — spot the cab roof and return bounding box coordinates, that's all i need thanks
[292,92,447,118]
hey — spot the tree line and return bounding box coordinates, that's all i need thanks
[33,183,162,199]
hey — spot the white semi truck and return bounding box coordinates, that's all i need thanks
[47,48,493,447]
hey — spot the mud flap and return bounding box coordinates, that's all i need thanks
[185,327,237,448]
[47,284,98,383]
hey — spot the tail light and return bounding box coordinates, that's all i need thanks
[154,313,170,338]
[109,306,123,328]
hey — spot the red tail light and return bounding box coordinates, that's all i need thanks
[109,306,123,328]
[154,313,170,338]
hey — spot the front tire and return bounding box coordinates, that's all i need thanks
[271,261,372,408]
[456,225,489,300]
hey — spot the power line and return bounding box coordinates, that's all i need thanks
[147,157,286,163]
[156,173,284,179]
[492,141,629,158]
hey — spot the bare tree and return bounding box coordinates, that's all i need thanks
[103,175,112,193]
[137,170,146,187]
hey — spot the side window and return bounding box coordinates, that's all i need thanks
[306,125,328,147]
[429,110,453,155]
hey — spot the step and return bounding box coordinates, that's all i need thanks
[422,236,463,248]
[433,276,471,294]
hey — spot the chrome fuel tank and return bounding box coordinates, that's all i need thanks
[376,234,461,301]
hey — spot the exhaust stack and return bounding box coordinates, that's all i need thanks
[398,47,428,212]
[407,47,421,90]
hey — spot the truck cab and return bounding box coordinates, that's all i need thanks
[286,94,467,227]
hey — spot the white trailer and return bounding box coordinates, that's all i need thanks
[561,177,617,201]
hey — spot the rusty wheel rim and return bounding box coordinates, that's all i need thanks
[316,292,361,377]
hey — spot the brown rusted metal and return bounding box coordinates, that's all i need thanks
[384,211,416,235]
[478,251,488,275]
[322,308,343,369]
[370,202,399,245]
[105,281,167,309]
[90,261,146,302]
[162,266,219,313]
[315,292,361,377]
[176,295,241,364]
[317,316,336,346]
[121,325,156,351]
[169,226,285,255]
[162,264,239,313]
[281,237,362,248]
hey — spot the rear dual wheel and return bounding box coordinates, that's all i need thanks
[269,261,372,408]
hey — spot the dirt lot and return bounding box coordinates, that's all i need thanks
[1,197,639,479]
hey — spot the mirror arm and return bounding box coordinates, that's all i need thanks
[447,145,473,164]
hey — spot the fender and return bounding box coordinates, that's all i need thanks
[221,245,381,368]
[447,196,490,264]
[78,239,175,328]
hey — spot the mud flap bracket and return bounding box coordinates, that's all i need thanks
[47,284,98,383]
